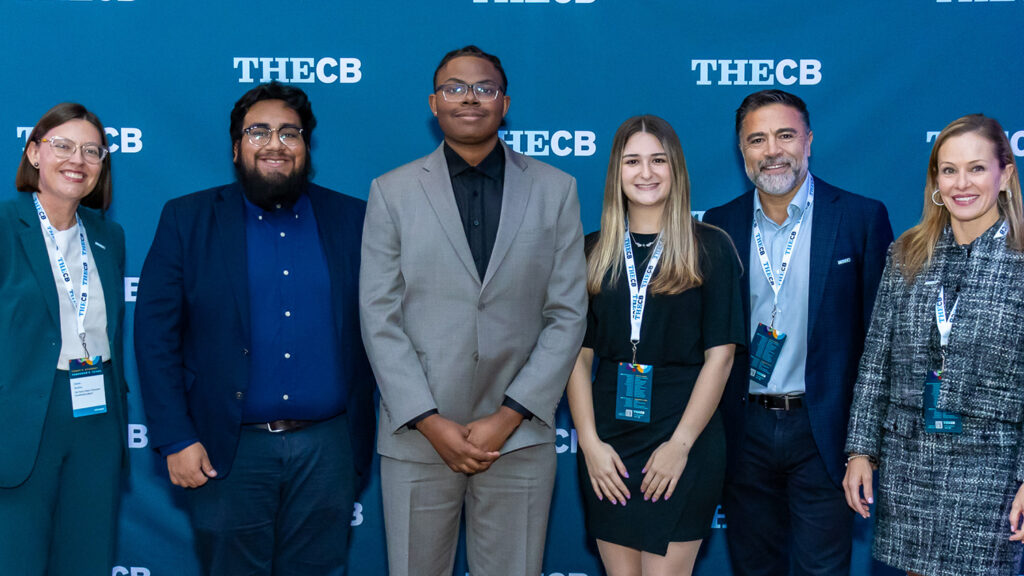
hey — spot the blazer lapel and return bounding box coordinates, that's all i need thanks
[16,194,60,329]
[213,184,252,339]
[307,185,349,338]
[482,145,531,290]
[806,178,840,337]
[722,192,755,334]
[419,144,481,283]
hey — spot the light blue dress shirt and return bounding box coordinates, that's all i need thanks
[748,175,813,395]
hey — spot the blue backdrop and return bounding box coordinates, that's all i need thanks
[4,1,1024,574]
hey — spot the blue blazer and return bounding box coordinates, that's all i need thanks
[702,177,892,487]
[134,182,375,485]
[0,192,127,488]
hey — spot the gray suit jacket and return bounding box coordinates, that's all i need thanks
[360,142,587,463]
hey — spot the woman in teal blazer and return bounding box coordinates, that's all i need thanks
[0,103,127,575]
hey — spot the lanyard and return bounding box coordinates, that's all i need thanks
[934,286,958,348]
[624,220,663,364]
[752,176,814,328]
[33,193,92,357]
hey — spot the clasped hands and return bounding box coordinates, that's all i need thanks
[416,407,524,474]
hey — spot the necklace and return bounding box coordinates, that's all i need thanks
[630,231,657,248]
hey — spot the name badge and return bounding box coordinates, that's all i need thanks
[616,362,652,423]
[924,370,961,434]
[69,357,106,418]
[750,323,786,386]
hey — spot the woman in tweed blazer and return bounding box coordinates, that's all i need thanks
[844,114,1024,576]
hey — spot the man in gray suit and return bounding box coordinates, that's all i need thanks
[359,45,587,576]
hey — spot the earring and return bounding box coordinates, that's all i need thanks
[931,189,944,207]
[33,162,39,168]
[1004,189,1012,200]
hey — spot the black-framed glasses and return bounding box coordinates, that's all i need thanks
[243,125,305,147]
[39,137,108,164]
[435,82,503,102]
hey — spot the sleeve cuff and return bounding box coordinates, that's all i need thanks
[502,396,533,420]
[158,438,198,457]
[406,409,439,430]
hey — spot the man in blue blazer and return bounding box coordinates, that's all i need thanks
[702,90,892,575]
[135,83,374,576]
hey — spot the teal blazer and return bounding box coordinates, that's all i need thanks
[0,192,127,488]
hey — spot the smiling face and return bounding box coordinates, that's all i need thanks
[429,56,510,152]
[233,98,307,182]
[739,103,813,199]
[621,131,671,213]
[936,131,1015,241]
[26,119,104,212]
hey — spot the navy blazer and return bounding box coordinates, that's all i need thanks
[134,182,375,485]
[0,192,127,488]
[702,177,892,487]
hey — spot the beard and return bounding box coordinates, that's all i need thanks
[748,155,802,197]
[235,161,308,211]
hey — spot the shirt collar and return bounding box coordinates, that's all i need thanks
[753,173,812,224]
[443,140,505,181]
[242,190,311,221]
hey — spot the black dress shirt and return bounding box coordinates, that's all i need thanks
[444,141,504,280]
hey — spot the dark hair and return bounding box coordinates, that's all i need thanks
[433,45,508,93]
[229,82,316,176]
[735,89,811,135]
[16,103,113,211]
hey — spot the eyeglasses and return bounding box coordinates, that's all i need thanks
[243,125,305,147]
[435,82,503,102]
[39,137,108,164]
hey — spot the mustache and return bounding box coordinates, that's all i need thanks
[759,155,793,170]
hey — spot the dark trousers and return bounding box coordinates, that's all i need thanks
[185,412,356,576]
[0,365,122,576]
[724,401,852,576]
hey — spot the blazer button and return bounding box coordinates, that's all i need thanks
[236,391,244,400]
[478,302,484,311]
[473,352,479,362]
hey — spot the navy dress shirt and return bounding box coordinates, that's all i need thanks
[242,192,345,423]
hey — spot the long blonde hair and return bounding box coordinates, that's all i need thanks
[895,114,1023,282]
[587,115,702,295]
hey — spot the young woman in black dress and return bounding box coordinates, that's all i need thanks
[567,115,744,575]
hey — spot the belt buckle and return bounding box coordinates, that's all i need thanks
[265,420,288,433]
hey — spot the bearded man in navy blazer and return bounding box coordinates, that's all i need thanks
[134,82,374,576]
[702,90,892,575]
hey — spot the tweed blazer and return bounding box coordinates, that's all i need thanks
[846,222,1024,479]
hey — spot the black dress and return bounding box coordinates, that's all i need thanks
[578,223,745,554]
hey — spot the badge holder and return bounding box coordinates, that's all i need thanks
[750,308,786,386]
[70,353,107,418]
[923,369,961,434]
[616,342,652,423]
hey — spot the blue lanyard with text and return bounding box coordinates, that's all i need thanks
[624,220,663,364]
[33,193,92,357]
[752,176,814,329]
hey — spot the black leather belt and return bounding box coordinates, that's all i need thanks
[244,419,319,433]
[750,394,804,410]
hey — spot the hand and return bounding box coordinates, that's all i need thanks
[166,442,217,488]
[843,456,875,518]
[417,414,500,474]
[581,440,630,505]
[641,439,689,502]
[1009,483,1024,541]
[466,407,524,454]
